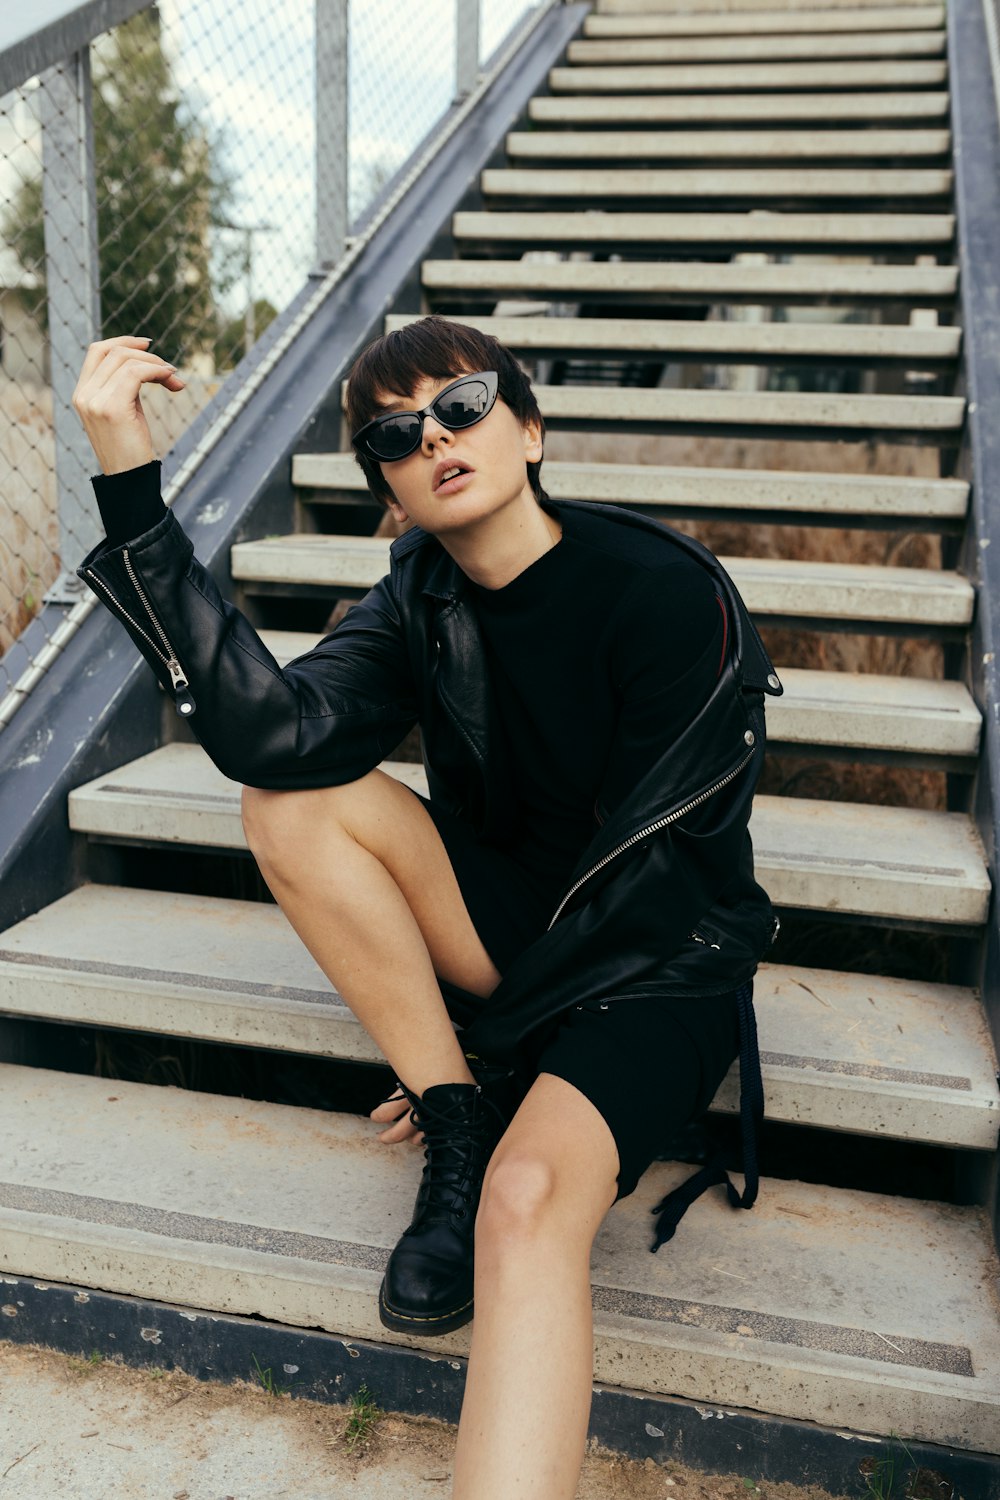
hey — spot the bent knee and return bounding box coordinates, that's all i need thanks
[240,770,398,868]
[476,1154,560,1242]
[240,783,295,856]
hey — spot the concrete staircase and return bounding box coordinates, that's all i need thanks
[3,0,999,1469]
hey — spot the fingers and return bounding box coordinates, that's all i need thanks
[369,1090,423,1145]
[86,346,179,397]
[73,337,184,413]
[76,334,151,389]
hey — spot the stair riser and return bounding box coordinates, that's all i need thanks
[1,971,996,1149]
[0,1212,994,1453]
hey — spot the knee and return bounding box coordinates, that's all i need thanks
[240,783,330,872]
[475,1154,559,1248]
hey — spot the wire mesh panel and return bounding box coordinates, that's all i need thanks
[0,0,556,711]
[349,0,456,225]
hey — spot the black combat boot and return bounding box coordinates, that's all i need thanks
[378,1062,517,1336]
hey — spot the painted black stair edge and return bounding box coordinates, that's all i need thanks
[1,1274,997,1497]
[0,2,589,943]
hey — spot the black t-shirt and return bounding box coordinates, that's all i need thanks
[466,500,725,886]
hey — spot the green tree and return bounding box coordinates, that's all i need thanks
[4,6,241,362]
[213,297,279,372]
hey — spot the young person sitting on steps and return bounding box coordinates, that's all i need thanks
[74,315,781,1500]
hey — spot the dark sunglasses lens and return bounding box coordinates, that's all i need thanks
[367,415,421,461]
[432,378,492,429]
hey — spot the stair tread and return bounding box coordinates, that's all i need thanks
[597,0,938,10]
[568,30,944,63]
[426,255,961,298]
[585,5,944,35]
[528,91,951,123]
[506,127,951,159]
[391,307,962,361]
[293,452,970,522]
[338,377,965,432]
[67,745,990,923]
[230,533,975,626]
[2,884,997,1148]
[256,629,981,756]
[2,1059,998,1449]
[549,60,949,90]
[510,384,965,429]
[452,208,956,247]
[482,167,954,198]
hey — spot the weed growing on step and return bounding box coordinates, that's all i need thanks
[67,1349,104,1375]
[343,1383,383,1452]
[859,1431,954,1500]
[250,1351,295,1397]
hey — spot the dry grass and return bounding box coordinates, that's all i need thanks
[0,371,221,659]
[0,377,59,654]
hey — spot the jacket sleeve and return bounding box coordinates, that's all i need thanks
[78,504,418,790]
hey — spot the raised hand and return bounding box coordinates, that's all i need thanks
[72,334,186,476]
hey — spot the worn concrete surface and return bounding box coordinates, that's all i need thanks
[0,1340,849,1500]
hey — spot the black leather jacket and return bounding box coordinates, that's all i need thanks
[78,496,783,1069]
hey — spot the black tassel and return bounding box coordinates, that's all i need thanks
[648,980,764,1253]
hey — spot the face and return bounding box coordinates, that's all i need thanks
[371,370,543,537]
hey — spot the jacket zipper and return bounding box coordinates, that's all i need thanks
[84,553,196,718]
[547,743,756,930]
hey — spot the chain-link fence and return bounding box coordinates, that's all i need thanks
[0,0,555,715]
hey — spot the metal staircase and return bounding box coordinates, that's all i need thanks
[2,0,999,1482]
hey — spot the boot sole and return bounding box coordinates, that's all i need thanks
[378,1281,474,1336]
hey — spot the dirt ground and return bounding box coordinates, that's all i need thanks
[0,1339,851,1500]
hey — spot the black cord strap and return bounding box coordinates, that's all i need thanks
[649,979,763,1253]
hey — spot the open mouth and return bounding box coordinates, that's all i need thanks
[434,461,474,493]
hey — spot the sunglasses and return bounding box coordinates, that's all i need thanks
[352,370,499,463]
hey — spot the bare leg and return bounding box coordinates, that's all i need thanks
[241,770,502,1099]
[452,1073,621,1499]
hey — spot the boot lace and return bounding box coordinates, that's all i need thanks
[407,1087,508,1223]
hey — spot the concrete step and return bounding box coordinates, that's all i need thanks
[567,30,945,63]
[527,384,964,438]
[430,255,960,306]
[585,5,944,35]
[1,884,996,1150]
[337,374,965,441]
[549,60,948,91]
[255,629,983,762]
[528,91,950,124]
[452,208,955,254]
[391,307,961,367]
[229,532,975,631]
[597,0,933,9]
[68,745,990,925]
[600,0,932,8]
[293,451,970,527]
[482,167,954,203]
[2,1061,998,1450]
[505,127,951,162]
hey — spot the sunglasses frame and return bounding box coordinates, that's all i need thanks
[352,370,500,463]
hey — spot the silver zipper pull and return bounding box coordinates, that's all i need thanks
[167,658,196,718]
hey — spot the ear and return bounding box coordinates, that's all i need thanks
[385,495,410,525]
[522,413,543,465]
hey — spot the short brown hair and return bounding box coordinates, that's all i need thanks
[345,315,546,509]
